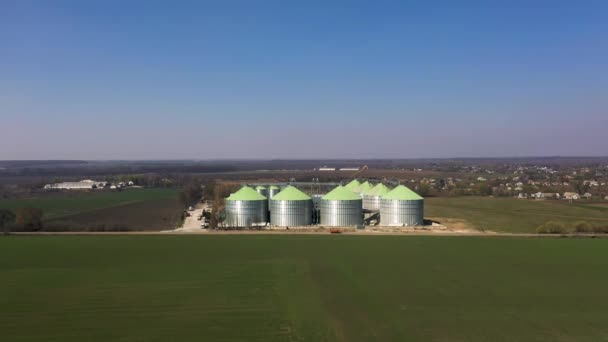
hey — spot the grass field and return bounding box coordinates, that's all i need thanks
[0,188,179,220]
[1,235,607,341]
[0,188,182,230]
[426,197,608,233]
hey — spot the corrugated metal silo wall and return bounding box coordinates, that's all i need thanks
[363,195,382,211]
[269,200,313,226]
[224,199,268,227]
[320,199,363,226]
[380,199,424,226]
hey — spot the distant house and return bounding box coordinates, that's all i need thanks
[517,193,528,199]
[583,193,593,199]
[318,167,336,171]
[563,192,580,200]
[477,177,487,181]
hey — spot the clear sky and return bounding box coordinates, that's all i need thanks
[1,0,607,160]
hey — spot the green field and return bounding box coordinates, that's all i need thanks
[1,235,607,341]
[0,188,179,220]
[426,197,608,232]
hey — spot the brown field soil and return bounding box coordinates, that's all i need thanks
[47,198,182,231]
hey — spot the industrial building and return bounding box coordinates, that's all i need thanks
[380,185,424,226]
[319,185,363,226]
[223,181,424,228]
[224,186,268,227]
[43,179,107,190]
[269,186,313,227]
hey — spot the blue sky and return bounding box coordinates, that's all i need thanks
[1,0,607,159]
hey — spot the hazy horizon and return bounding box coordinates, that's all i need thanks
[2,1,607,159]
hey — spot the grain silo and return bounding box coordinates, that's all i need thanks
[320,186,363,226]
[344,179,361,191]
[268,185,281,199]
[269,186,313,227]
[224,186,268,227]
[380,185,424,226]
[354,181,372,196]
[363,183,391,211]
[255,185,268,198]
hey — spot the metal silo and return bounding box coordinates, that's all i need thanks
[380,185,424,226]
[269,186,313,227]
[344,179,361,191]
[268,185,280,199]
[363,183,391,211]
[255,185,268,198]
[320,186,362,226]
[353,181,372,196]
[224,186,268,227]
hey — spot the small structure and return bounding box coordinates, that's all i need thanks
[563,192,580,200]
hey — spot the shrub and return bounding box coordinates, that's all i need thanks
[574,221,593,233]
[592,225,608,234]
[537,221,568,234]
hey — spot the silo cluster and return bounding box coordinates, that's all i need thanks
[269,186,313,227]
[380,185,424,226]
[319,186,363,226]
[223,182,424,228]
[224,186,268,227]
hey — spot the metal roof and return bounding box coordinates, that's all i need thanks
[355,181,372,193]
[365,183,391,196]
[271,186,311,201]
[382,185,423,200]
[268,185,280,190]
[344,179,361,190]
[255,185,267,190]
[321,185,362,201]
[226,186,267,201]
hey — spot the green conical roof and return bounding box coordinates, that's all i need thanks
[255,185,266,190]
[322,186,362,201]
[268,185,280,190]
[382,185,423,200]
[344,179,360,190]
[271,186,311,201]
[354,181,372,193]
[226,186,267,201]
[366,183,391,196]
